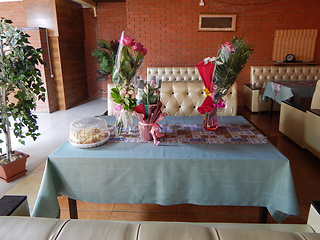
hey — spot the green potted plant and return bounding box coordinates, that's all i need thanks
[91,39,119,81]
[0,18,46,182]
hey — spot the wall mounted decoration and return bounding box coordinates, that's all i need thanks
[272,29,318,62]
[198,14,237,32]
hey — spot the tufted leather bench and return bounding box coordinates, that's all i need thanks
[107,67,237,116]
[244,66,320,112]
[148,67,237,116]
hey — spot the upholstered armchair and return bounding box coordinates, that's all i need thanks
[279,80,320,151]
[304,80,320,158]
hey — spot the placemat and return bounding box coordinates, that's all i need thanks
[107,123,268,144]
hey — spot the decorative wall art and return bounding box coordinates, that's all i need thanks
[198,13,237,32]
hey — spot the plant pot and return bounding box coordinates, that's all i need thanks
[0,151,29,183]
[138,122,154,141]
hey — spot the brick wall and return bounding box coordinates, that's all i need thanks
[0,1,26,28]
[92,0,320,105]
[87,2,127,99]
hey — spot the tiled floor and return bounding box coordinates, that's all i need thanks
[3,100,320,225]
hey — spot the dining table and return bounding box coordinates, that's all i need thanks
[31,115,300,223]
[262,80,317,116]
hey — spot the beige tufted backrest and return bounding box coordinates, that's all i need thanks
[147,67,237,116]
[160,81,237,116]
[250,66,320,89]
[107,67,238,116]
[311,80,320,109]
[147,67,202,82]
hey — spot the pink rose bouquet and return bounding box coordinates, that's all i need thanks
[112,32,147,86]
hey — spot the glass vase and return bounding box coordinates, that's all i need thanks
[203,109,219,131]
[115,109,133,135]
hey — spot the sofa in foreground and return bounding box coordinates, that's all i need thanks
[1,202,320,240]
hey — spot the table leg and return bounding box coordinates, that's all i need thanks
[259,207,268,223]
[269,99,274,118]
[68,198,78,219]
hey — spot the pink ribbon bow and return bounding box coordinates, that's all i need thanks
[149,113,167,145]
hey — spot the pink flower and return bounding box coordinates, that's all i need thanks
[139,47,147,56]
[221,42,234,52]
[133,42,143,52]
[120,36,135,47]
[119,88,127,96]
[217,98,226,109]
[113,104,122,118]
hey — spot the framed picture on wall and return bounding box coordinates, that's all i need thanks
[198,14,237,32]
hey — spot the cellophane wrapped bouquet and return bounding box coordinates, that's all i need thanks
[111,32,147,134]
[197,37,254,130]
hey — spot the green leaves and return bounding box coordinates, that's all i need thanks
[111,84,137,111]
[91,39,119,81]
[0,18,46,160]
[213,37,254,101]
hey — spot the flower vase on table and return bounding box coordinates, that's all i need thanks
[203,108,218,131]
[114,105,133,135]
[196,37,254,131]
[110,31,148,135]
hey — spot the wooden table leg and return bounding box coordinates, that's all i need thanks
[269,99,274,118]
[259,207,268,223]
[68,198,78,219]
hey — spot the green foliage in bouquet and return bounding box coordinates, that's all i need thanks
[91,39,119,81]
[111,84,136,112]
[213,37,254,101]
[112,35,147,86]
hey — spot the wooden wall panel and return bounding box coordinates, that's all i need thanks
[55,0,85,38]
[49,36,66,110]
[54,0,88,110]
[272,29,318,62]
[59,37,88,110]
[23,0,58,36]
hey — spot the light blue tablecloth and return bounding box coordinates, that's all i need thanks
[263,81,316,104]
[32,116,300,223]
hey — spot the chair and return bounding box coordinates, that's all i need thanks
[279,80,320,151]
[304,80,320,158]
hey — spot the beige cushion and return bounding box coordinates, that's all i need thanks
[0,216,319,240]
[56,220,140,240]
[0,216,68,240]
[311,80,320,109]
[304,110,320,158]
[160,81,237,116]
[147,67,202,82]
[279,102,306,147]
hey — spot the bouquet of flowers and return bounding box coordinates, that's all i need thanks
[197,37,253,130]
[112,32,147,86]
[140,76,161,105]
[111,32,147,134]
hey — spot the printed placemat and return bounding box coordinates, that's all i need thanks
[107,123,268,144]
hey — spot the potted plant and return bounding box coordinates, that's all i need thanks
[91,39,119,81]
[0,18,46,182]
